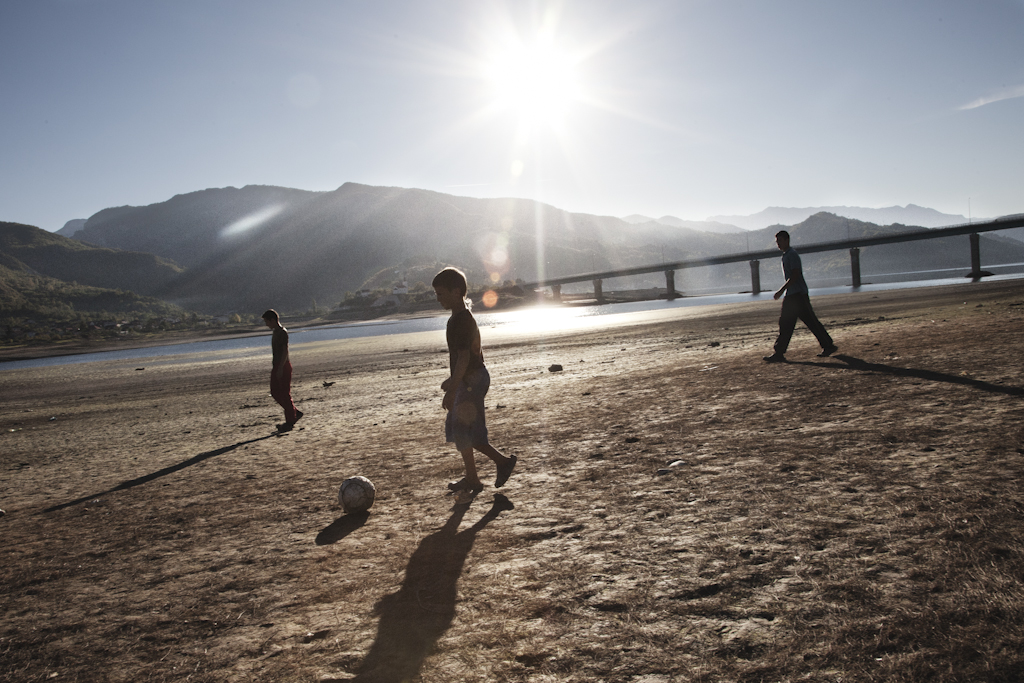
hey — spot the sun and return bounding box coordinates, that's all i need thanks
[482,39,580,128]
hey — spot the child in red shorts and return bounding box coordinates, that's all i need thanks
[262,309,303,432]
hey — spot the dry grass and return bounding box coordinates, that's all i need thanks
[2,280,1024,682]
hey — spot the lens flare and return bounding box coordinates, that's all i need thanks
[220,204,285,238]
[478,231,512,281]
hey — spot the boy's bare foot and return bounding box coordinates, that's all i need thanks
[495,455,517,488]
[448,478,484,493]
[454,488,481,505]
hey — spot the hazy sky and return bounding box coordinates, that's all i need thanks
[2,0,1023,231]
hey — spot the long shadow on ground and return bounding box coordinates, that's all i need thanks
[789,354,1024,397]
[43,435,276,513]
[352,493,515,683]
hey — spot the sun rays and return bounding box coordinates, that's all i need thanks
[480,36,581,131]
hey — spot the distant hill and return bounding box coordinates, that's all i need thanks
[0,260,185,325]
[78,185,324,269]
[72,183,749,312]
[58,185,1024,313]
[0,222,184,296]
[708,205,970,230]
[621,214,744,234]
[56,219,87,237]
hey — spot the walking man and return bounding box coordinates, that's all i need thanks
[763,230,838,362]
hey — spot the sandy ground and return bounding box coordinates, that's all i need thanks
[2,280,1024,682]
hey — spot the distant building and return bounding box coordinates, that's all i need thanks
[372,294,402,307]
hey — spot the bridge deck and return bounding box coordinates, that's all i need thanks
[522,214,1024,290]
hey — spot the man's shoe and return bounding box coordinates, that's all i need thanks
[276,422,293,432]
[762,353,786,363]
[817,344,838,358]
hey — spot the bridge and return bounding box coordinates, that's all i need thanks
[521,214,1024,302]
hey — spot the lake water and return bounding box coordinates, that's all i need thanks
[4,270,1023,372]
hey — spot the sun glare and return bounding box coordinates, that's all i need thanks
[220,204,284,239]
[482,40,580,127]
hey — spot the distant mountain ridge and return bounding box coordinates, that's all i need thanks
[707,205,970,230]
[71,183,759,312]
[620,214,743,234]
[0,222,187,322]
[56,219,87,237]
[80,185,324,269]
[1,221,183,295]
[36,184,1023,315]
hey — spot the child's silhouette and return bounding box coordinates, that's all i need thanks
[432,267,517,504]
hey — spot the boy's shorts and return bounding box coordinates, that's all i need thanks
[445,367,490,451]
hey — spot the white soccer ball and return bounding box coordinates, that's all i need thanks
[338,476,376,513]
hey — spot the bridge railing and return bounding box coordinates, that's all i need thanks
[521,214,1024,302]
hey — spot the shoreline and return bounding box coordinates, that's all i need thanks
[3,274,1021,363]
[0,291,674,363]
[0,309,450,363]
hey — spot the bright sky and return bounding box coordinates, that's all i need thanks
[2,0,1023,232]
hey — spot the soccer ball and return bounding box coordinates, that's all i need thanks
[338,476,376,513]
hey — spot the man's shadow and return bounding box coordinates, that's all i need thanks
[352,494,515,683]
[43,435,276,513]
[791,354,1024,397]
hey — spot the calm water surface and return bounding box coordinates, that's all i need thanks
[4,271,1023,372]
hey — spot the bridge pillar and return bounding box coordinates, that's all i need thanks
[593,278,604,303]
[749,260,760,294]
[970,233,982,279]
[664,270,677,300]
[551,284,561,302]
[850,247,861,288]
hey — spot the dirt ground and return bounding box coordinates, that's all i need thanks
[2,280,1024,682]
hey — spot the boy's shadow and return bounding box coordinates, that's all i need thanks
[42,435,276,513]
[352,494,515,682]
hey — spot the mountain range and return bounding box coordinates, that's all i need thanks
[0,221,186,323]
[1,221,183,295]
[56,219,87,237]
[5,184,1023,319]
[68,183,779,313]
[707,204,970,230]
[619,215,744,234]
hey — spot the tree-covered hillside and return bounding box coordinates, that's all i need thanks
[0,261,186,323]
[0,221,183,296]
[0,222,193,343]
